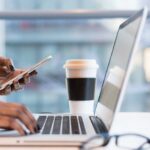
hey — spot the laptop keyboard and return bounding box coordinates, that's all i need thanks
[78,116,86,134]
[62,116,70,134]
[52,116,62,134]
[36,116,47,130]
[42,116,54,134]
[71,116,80,134]
[37,115,86,135]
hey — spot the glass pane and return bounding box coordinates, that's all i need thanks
[4,0,146,10]
[5,19,119,113]
[0,0,149,113]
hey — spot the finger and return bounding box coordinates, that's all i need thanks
[5,58,15,71]
[19,74,30,85]
[10,118,26,136]
[0,67,11,76]
[2,103,37,132]
[0,76,7,86]
[0,85,11,95]
[29,70,38,76]
[0,116,26,136]
[16,104,38,132]
[13,108,36,134]
[0,107,36,134]
[24,74,30,84]
[22,107,38,131]
[12,81,23,91]
[0,58,15,71]
[4,70,22,82]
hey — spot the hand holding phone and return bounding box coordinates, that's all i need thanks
[0,55,52,94]
[0,69,30,95]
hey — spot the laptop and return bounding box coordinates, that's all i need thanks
[0,7,147,146]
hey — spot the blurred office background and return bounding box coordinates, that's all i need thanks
[0,0,150,112]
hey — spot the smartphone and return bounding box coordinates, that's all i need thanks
[0,55,52,90]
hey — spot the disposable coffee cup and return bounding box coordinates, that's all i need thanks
[64,59,99,114]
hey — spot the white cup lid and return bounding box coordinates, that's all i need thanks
[63,59,99,69]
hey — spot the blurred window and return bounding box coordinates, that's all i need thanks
[0,0,150,112]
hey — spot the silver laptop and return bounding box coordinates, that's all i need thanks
[0,7,147,146]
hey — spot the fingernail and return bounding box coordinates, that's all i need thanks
[24,78,30,84]
[14,83,19,89]
[32,128,36,133]
[9,65,15,71]
[14,83,22,90]
[24,130,28,135]
[34,127,37,132]
[5,86,11,95]
[37,125,40,130]
[5,68,11,74]
[34,127,39,133]
[29,130,35,134]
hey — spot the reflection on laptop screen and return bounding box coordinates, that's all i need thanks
[96,14,143,112]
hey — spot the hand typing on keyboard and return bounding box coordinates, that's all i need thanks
[0,101,39,136]
[0,57,39,136]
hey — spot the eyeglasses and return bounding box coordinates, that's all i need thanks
[80,133,150,150]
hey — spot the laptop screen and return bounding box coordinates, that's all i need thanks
[95,9,146,120]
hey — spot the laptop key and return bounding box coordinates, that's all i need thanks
[62,116,70,134]
[78,116,86,134]
[71,116,80,134]
[42,116,54,134]
[37,116,47,130]
[52,116,62,134]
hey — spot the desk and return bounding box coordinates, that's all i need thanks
[111,112,150,135]
[1,112,150,150]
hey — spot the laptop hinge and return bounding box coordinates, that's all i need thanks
[89,116,108,134]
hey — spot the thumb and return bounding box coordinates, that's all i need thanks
[0,67,11,76]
